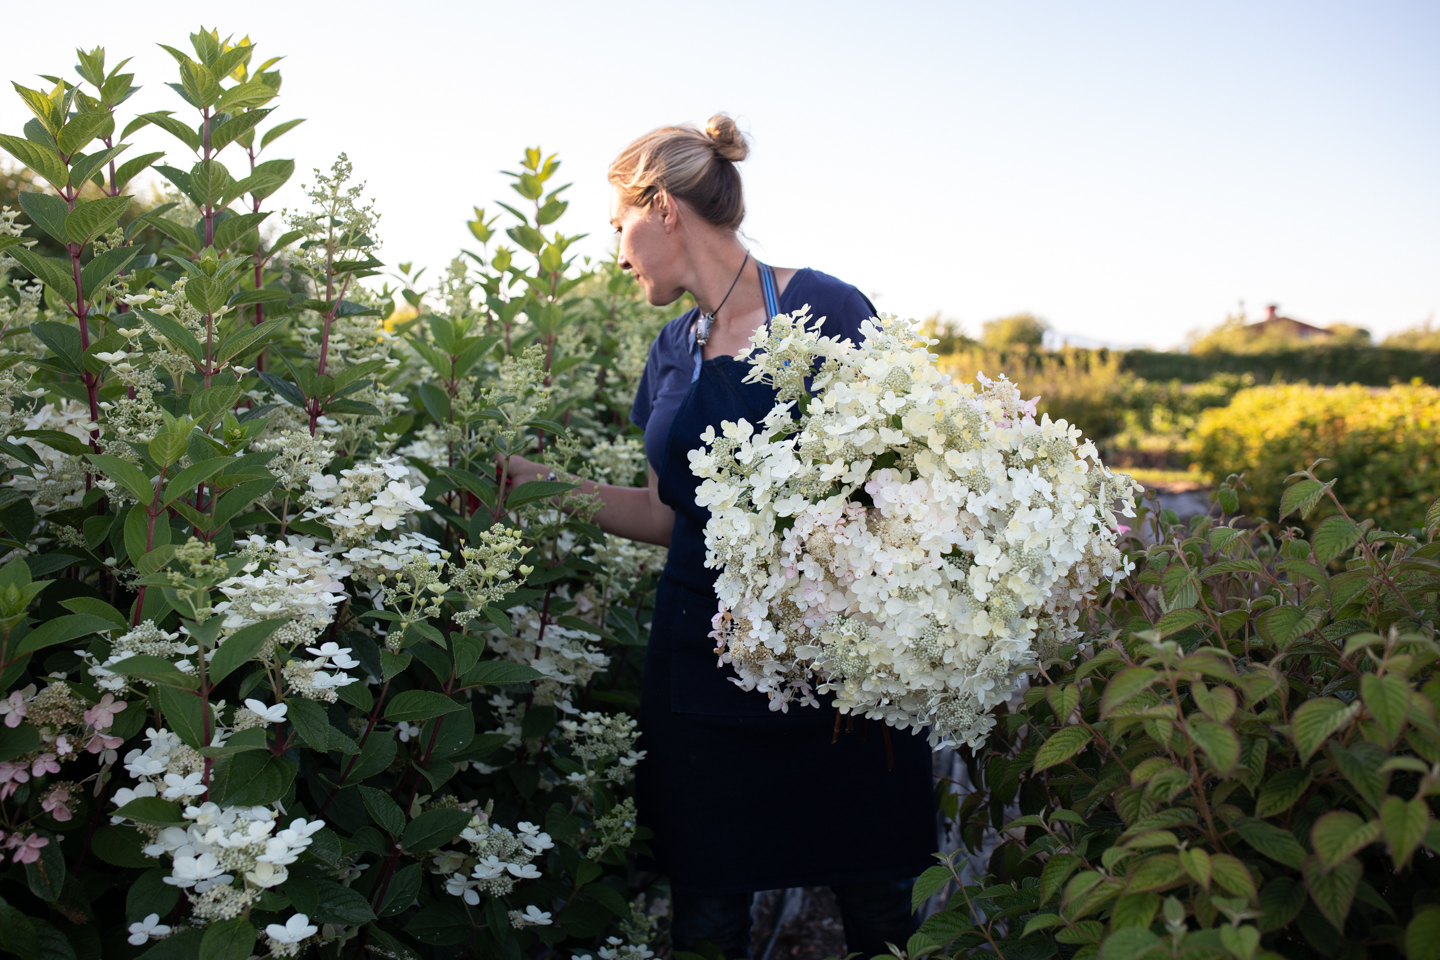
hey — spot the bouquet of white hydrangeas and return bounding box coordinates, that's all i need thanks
[690,311,1140,748]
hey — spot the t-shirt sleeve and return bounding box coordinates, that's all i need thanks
[818,285,879,346]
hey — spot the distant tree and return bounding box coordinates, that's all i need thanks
[981,312,1048,350]
[1382,317,1440,351]
[920,312,976,354]
[1324,322,1372,345]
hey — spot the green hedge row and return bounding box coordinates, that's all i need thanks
[1121,346,1440,385]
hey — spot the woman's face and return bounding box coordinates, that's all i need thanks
[611,185,686,306]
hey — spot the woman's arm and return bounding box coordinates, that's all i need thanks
[504,456,674,548]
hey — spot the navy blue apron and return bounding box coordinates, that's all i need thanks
[635,262,935,895]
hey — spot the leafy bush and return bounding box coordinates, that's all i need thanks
[1194,383,1440,532]
[0,28,673,960]
[898,471,1440,960]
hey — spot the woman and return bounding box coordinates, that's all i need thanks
[506,116,935,957]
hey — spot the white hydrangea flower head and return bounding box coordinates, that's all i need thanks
[692,310,1140,748]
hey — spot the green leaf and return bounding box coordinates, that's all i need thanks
[465,661,545,685]
[1208,853,1256,899]
[911,864,953,910]
[1407,906,1440,960]
[401,808,473,853]
[1101,667,1158,718]
[64,195,130,246]
[346,730,396,782]
[0,133,69,190]
[1312,515,1361,564]
[1361,673,1410,744]
[138,308,203,363]
[1033,726,1092,772]
[1096,927,1161,960]
[378,863,423,918]
[114,151,166,191]
[189,160,234,208]
[1041,853,1082,904]
[1290,697,1356,761]
[160,457,231,510]
[7,247,77,302]
[13,613,115,656]
[57,108,111,156]
[260,118,306,149]
[1253,768,1312,818]
[199,917,255,960]
[1258,605,1323,648]
[215,318,282,365]
[16,191,69,245]
[286,697,330,752]
[80,245,140,297]
[212,752,294,806]
[1310,811,1380,868]
[87,453,152,502]
[504,479,578,510]
[208,618,287,684]
[212,211,269,251]
[110,654,199,690]
[183,274,230,316]
[114,796,186,826]
[1155,608,1205,638]
[155,684,207,750]
[149,433,188,468]
[359,786,405,836]
[384,690,465,723]
[311,879,376,924]
[1301,854,1360,930]
[1186,717,1240,776]
[1021,913,1066,938]
[1232,817,1306,869]
[1380,795,1430,869]
[1280,478,1332,520]
[208,109,270,153]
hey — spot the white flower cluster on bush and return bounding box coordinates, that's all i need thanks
[431,804,554,910]
[691,311,1139,748]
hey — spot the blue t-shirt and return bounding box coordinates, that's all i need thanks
[630,267,877,469]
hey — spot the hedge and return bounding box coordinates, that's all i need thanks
[1122,346,1440,386]
[1193,383,1440,530]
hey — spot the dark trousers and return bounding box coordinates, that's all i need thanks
[671,878,917,958]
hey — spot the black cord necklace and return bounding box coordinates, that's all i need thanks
[693,250,751,347]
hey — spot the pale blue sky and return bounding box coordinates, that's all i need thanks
[3,0,1436,347]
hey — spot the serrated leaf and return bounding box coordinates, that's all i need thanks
[64,195,130,246]
[465,661,544,685]
[1302,854,1360,929]
[1101,667,1158,718]
[1232,817,1306,869]
[208,618,287,684]
[359,785,405,835]
[911,864,953,910]
[7,247,77,302]
[1380,795,1430,868]
[401,808,472,853]
[1280,478,1331,520]
[1254,768,1312,818]
[1361,673,1410,743]
[1259,605,1323,649]
[1312,515,1361,564]
[504,479,577,510]
[1290,697,1356,761]
[1310,811,1380,868]
[1185,717,1239,776]
[1033,726,1091,772]
[1155,608,1205,638]
[285,697,330,752]
[1407,906,1440,960]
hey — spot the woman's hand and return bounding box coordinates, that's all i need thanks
[496,454,674,548]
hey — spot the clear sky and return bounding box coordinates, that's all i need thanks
[2,0,1436,347]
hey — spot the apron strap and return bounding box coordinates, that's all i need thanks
[692,259,781,382]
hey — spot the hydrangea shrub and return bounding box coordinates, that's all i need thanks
[0,28,671,960]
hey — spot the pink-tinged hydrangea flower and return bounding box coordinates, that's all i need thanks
[0,690,29,728]
[10,833,48,864]
[30,754,59,777]
[83,694,126,730]
[41,784,74,822]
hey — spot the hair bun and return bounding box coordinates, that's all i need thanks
[705,114,749,162]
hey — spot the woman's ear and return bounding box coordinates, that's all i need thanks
[655,190,678,232]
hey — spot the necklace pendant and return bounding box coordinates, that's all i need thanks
[695,312,714,346]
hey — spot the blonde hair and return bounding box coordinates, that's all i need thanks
[608,114,749,230]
